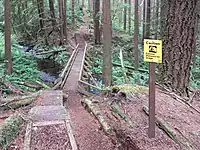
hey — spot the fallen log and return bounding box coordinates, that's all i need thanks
[13,81,41,90]
[0,79,23,95]
[0,113,23,149]
[112,62,149,73]
[81,98,112,134]
[0,91,40,110]
[143,106,195,150]
[36,49,70,55]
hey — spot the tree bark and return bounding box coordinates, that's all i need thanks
[63,0,67,41]
[134,0,139,70]
[71,0,75,25]
[94,0,100,44]
[49,0,56,26]
[124,0,127,31]
[161,0,198,96]
[142,0,146,40]
[102,0,112,86]
[154,0,159,39]
[5,0,12,74]
[128,0,131,33]
[82,0,84,8]
[146,0,150,37]
[58,0,64,44]
[37,0,45,29]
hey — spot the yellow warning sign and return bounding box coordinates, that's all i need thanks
[144,39,162,63]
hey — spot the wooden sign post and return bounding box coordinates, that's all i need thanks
[144,39,162,138]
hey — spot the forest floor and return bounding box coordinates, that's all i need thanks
[83,85,200,150]
[1,7,200,150]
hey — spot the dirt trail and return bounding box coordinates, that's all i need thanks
[62,8,115,150]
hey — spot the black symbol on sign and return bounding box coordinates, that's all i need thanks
[149,45,157,53]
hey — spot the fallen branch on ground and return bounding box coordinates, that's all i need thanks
[35,81,50,89]
[0,91,40,110]
[143,106,195,150]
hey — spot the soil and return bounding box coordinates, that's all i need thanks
[90,86,200,150]
[64,91,116,150]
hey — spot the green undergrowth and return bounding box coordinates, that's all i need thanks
[190,55,200,88]
[0,114,23,149]
[0,33,41,94]
[34,44,69,66]
[90,33,200,89]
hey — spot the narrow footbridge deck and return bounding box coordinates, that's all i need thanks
[24,90,78,150]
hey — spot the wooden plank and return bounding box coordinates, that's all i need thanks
[65,111,78,150]
[33,120,65,127]
[23,121,32,150]
[79,42,88,81]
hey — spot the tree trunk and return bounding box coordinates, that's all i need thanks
[49,0,56,26]
[58,0,64,44]
[102,0,112,86]
[134,0,139,70]
[154,0,159,39]
[142,0,146,40]
[71,0,75,25]
[119,0,123,29]
[82,0,84,8]
[160,0,168,38]
[124,0,127,31]
[5,0,12,74]
[37,0,45,29]
[128,0,131,33]
[161,0,198,96]
[94,0,100,44]
[193,15,198,67]
[63,0,67,41]
[146,0,150,37]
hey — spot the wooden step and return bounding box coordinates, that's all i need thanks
[29,106,67,122]
[36,90,63,106]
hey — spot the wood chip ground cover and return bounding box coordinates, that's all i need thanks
[88,86,200,150]
[30,124,71,150]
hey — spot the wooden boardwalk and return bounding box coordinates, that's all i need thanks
[24,90,78,150]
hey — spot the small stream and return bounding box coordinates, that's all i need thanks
[19,43,62,84]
